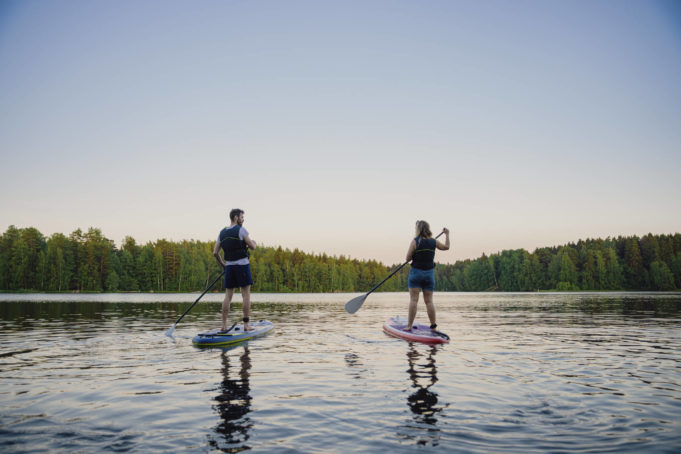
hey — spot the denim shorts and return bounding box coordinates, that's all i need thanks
[408,267,435,291]
[224,264,254,289]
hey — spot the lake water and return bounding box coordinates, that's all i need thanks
[1,292,680,453]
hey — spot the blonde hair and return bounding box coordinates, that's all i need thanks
[415,220,432,239]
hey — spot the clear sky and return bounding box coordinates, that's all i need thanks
[1,0,680,265]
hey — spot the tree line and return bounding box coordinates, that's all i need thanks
[0,225,679,292]
[434,234,681,292]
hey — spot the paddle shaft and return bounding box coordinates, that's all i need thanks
[365,261,408,297]
[365,231,445,297]
[172,269,225,326]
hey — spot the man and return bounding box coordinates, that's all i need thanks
[213,208,256,331]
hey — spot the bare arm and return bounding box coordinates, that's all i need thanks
[406,239,416,262]
[243,234,256,250]
[436,228,450,251]
[213,240,225,267]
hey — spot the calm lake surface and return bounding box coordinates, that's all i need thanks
[1,292,680,453]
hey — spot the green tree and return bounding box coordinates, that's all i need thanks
[639,233,660,269]
[580,249,597,290]
[119,249,139,290]
[602,247,623,289]
[624,237,645,289]
[649,261,675,291]
[522,253,545,291]
[136,245,154,291]
[152,248,164,291]
[464,258,494,291]
[549,248,579,290]
[45,233,74,291]
[670,251,681,289]
[105,269,120,292]
[10,237,30,289]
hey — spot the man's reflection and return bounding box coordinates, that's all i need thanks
[403,344,443,446]
[207,345,252,452]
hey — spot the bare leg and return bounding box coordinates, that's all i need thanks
[407,287,420,330]
[221,288,234,331]
[241,285,252,330]
[423,290,436,327]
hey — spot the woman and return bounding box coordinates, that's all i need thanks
[405,220,450,331]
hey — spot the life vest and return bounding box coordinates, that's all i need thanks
[411,237,436,270]
[219,225,249,261]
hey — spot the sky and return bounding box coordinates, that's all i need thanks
[1,0,680,265]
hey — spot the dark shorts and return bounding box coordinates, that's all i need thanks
[408,267,435,292]
[224,264,254,289]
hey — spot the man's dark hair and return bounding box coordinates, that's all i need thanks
[229,208,244,222]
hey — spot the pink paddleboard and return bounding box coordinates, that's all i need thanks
[382,316,450,344]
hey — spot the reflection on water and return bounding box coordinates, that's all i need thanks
[1,293,680,453]
[344,352,368,380]
[207,346,253,453]
[400,345,445,447]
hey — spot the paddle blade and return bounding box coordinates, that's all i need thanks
[345,294,368,314]
[165,324,177,338]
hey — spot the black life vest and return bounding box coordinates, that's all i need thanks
[411,237,436,270]
[219,225,249,261]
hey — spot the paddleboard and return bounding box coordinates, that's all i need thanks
[383,316,450,344]
[192,320,274,347]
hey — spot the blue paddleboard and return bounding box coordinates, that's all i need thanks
[192,320,274,347]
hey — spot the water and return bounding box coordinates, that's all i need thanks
[1,292,680,453]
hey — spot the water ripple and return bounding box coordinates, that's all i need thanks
[1,293,680,452]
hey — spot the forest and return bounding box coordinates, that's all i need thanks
[0,225,679,293]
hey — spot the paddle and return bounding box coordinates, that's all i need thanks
[431,329,450,341]
[220,321,237,334]
[165,269,225,337]
[345,231,445,314]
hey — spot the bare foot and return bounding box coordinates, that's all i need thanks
[244,325,254,331]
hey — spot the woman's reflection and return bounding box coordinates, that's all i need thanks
[403,344,443,446]
[207,345,252,452]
